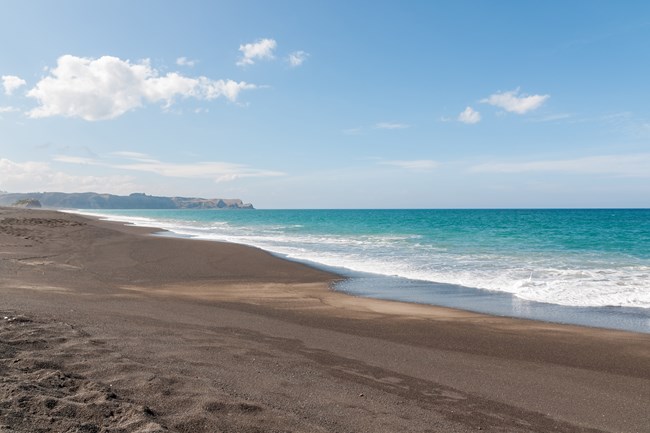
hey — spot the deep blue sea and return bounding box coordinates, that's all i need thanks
[71,209,650,333]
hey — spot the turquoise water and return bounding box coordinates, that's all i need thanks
[73,209,650,332]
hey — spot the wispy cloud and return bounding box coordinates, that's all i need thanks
[237,38,277,66]
[342,122,411,134]
[528,113,574,123]
[342,127,364,135]
[2,75,26,95]
[375,122,411,130]
[176,57,197,67]
[54,153,285,183]
[53,155,99,165]
[597,112,650,139]
[0,158,138,194]
[0,106,20,113]
[469,153,650,177]
[110,151,155,161]
[482,88,549,114]
[641,121,650,137]
[380,160,439,170]
[457,106,481,124]
[287,51,309,67]
[115,161,283,183]
[26,55,257,121]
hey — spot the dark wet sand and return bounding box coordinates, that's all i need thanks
[1,207,648,433]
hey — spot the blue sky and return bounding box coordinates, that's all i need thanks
[1,0,649,208]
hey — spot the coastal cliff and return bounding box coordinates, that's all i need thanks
[10,198,42,208]
[0,192,254,210]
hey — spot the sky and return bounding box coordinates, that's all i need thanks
[1,0,649,208]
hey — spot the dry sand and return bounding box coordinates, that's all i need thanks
[0,207,648,433]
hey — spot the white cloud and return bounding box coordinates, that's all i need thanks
[116,160,284,183]
[176,57,197,67]
[482,88,549,114]
[381,160,439,170]
[375,122,410,130]
[287,51,309,67]
[469,153,650,177]
[458,106,481,124]
[0,158,138,194]
[202,78,256,101]
[2,75,26,95]
[54,154,285,183]
[26,55,257,121]
[0,106,19,113]
[110,151,154,161]
[237,38,277,66]
[53,155,99,165]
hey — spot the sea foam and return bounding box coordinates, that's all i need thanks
[69,209,650,310]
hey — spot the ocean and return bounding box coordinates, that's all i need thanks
[71,208,650,333]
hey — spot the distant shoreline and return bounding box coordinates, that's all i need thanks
[0,191,254,210]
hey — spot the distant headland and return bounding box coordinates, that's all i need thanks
[0,192,254,210]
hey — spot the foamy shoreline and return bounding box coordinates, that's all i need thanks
[66,208,650,334]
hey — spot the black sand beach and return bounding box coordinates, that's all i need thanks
[1,208,649,432]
